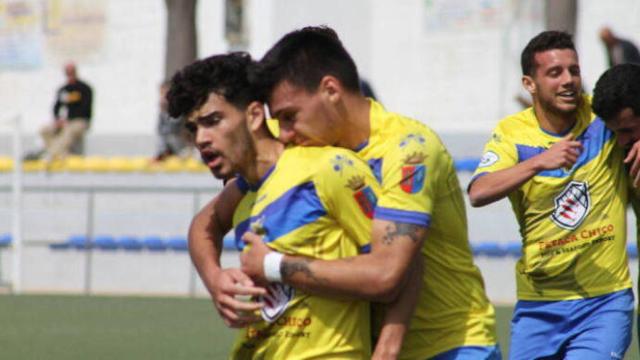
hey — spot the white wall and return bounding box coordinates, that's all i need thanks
[1,0,639,139]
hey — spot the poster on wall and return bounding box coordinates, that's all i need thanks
[43,0,106,63]
[0,0,44,69]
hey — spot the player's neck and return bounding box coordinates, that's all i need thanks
[533,102,577,135]
[248,137,284,184]
[336,95,371,150]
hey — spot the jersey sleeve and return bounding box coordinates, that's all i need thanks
[471,124,518,182]
[373,132,440,228]
[315,149,380,253]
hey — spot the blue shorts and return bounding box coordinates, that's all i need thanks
[509,289,634,360]
[431,345,502,360]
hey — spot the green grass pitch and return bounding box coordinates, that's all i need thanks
[0,294,637,359]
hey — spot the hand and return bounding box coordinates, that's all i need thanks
[54,118,67,129]
[210,268,266,328]
[240,231,273,284]
[535,133,583,171]
[624,140,640,187]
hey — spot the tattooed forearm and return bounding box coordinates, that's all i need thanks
[382,222,424,245]
[280,258,327,284]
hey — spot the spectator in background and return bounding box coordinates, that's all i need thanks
[26,62,93,161]
[154,81,191,161]
[600,27,640,67]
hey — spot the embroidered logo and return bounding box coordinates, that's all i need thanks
[400,152,427,194]
[331,154,354,175]
[551,181,590,230]
[347,175,377,218]
[478,151,499,168]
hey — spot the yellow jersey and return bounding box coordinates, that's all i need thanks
[362,100,498,359]
[229,146,379,359]
[472,96,631,300]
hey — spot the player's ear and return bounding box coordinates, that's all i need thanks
[246,101,266,132]
[319,75,342,104]
[522,75,536,95]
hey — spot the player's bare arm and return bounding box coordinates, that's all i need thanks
[189,179,266,328]
[372,254,423,360]
[624,140,640,188]
[241,219,427,302]
[468,133,583,207]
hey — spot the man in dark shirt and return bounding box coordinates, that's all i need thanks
[29,62,93,161]
[600,27,640,67]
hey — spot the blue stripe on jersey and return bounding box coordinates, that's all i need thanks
[375,207,431,227]
[367,158,383,184]
[516,117,612,178]
[236,176,250,194]
[360,244,371,254]
[235,182,327,249]
[234,218,251,250]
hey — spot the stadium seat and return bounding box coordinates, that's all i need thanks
[454,157,480,173]
[94,235,117,250]
[505,242,522,257]
[0,156,12,172]
[116,236,143,251]
[0,233,11,247]
[222,234,238,250]
[473,242,507,257]
[142,236,167,251]
[627,243,638,259]
[166,236,188,251]
[68,234,90,249]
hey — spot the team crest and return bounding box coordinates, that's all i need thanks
[347,175,377,218]
[261,283,295,323]
[551,181,590,230]
[400,152,427,194]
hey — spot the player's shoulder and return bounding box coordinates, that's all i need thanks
[494,108,538,137]
[284,146,363,174]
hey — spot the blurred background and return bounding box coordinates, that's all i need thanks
[0,1,639,357]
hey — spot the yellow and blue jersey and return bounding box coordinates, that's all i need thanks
[361,100,498,359]
[229,146,379,360]
[472,95,631,300]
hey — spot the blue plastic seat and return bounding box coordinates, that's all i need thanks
[0,233,10,247]
[142,236,167,251]
[505,242,522,257]
[222,233,239,250]
[454,157,480,172]
[166,236,188,251]
[94,235,117,250]
[627,243,638,259]
[116,236,143,251]
[474,242,507,257]
[68,234,90,249]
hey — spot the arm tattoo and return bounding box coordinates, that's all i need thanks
[280,258,327,284]
[382,222,423,245]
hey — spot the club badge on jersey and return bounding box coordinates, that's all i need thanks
[347,175,377,218]
[551,181,591,230]
[400,152,427,194]
[260,283,295,323]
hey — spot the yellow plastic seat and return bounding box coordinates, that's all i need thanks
[63,155,86,172]
[82,156,110,172]
[0,156,12,172]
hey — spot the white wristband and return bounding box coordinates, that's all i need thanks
[264,252,284,283]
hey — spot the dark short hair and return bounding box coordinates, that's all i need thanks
[592,64,640,121]
[521,31,576,76]
[167,52,257,118]
[251,25,361,101]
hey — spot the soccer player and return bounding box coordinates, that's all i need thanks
[166,52,416,359]
[592,64,640,181]
[468,31,634,359]
[232,26,500,359]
